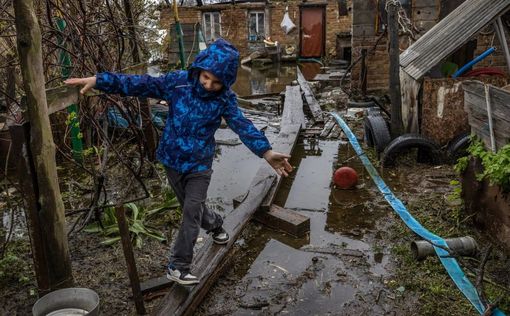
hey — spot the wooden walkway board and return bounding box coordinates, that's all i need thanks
[297,67,324,123]
[253,204,310,237]
[260,85,305,212]
[153,92,304,315]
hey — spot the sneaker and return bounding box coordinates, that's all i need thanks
[209,226,230,245]
[166,265,199,285]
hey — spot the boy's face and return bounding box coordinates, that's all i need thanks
[199,70,223,92]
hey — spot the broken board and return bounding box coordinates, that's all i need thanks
[297,67,324,123]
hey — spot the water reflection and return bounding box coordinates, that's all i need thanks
[232,63,298,96]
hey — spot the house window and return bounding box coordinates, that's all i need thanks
[203,12,221,43]
[248,11,265,41]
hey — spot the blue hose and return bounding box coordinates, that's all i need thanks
[329,112,505,316]
[452,47,496,78]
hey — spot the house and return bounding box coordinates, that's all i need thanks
[350,0,510,93]
[159,0,353,64]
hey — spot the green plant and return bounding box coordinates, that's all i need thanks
[146,186,180,217]
[454,156,468,173]
[85,203,166,248]
[464,138,510,191]
[447,180,462,201]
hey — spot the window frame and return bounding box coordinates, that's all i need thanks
[248,10,265,42]
[202,11,222,43]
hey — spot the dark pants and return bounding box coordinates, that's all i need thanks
[165,167,223,272]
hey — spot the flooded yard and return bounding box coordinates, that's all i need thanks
[1,62,509,316]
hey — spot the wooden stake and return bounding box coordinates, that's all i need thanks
[115,206,146,314]
[387,1,404,137]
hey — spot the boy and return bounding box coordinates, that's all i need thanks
[65,39,293,285]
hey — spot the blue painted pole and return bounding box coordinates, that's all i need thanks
[452,47,496,78]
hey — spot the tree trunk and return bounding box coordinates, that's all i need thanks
[13,0,73,290]
[387,2,404,137]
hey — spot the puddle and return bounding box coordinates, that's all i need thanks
[231,62,322,97]
[201,136,396,315]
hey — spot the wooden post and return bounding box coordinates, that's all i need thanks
[9,124,51,295]
[13,0,74,290]
[123,0,157,161]
[387,1,404,137]
[360,48,368,98]
[115,206,146,314]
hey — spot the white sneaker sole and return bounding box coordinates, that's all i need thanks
[166,273,199,285]
[213,238,229,245]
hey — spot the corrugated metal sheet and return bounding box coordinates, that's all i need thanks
[400,0,510,81]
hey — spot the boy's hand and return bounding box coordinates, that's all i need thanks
[64,76,96,95]
[263,150,293,177]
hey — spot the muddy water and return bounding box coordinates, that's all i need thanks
[200,132,400,314]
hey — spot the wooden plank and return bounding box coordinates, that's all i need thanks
[153,123,302,315]
[46,85,80,116]
[253,204,310,237]
[297,67,324,123]
[259,85,305,212]
[462,80,510,150]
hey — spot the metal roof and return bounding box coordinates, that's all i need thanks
[400,0,510,81]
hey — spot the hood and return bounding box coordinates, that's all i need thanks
[188,38,240,91]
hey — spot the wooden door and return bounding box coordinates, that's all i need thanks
[300,6,325,58]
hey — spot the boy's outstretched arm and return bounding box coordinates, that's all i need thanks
[263,150,293,177]
[65,72,179,99]
[222,94,293,177]
[64,76,96,95]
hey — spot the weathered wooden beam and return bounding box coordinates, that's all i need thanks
[463,81,510,150]
[153,118,302,316]
[253,204,310,237]
[296,67,324,123]
[46,85,81,116]
[259,85,305,212]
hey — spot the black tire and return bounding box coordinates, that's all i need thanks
[366,107,382,116]
[363,118,375,148]
[364,114,391,153]
[348,99,376,108]
[381,134,443,167]
[446,132,470,164]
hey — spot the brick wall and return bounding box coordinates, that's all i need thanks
[159,0,352,59]
[473,32,510,75]
[351,0,438,92]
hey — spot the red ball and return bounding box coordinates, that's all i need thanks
[333,167,358,189]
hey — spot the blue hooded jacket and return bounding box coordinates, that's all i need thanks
[95,39,272,173]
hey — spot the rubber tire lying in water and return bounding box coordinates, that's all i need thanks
[363,114,391,154]
[446,132,470,164]
[380,134,443,167]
